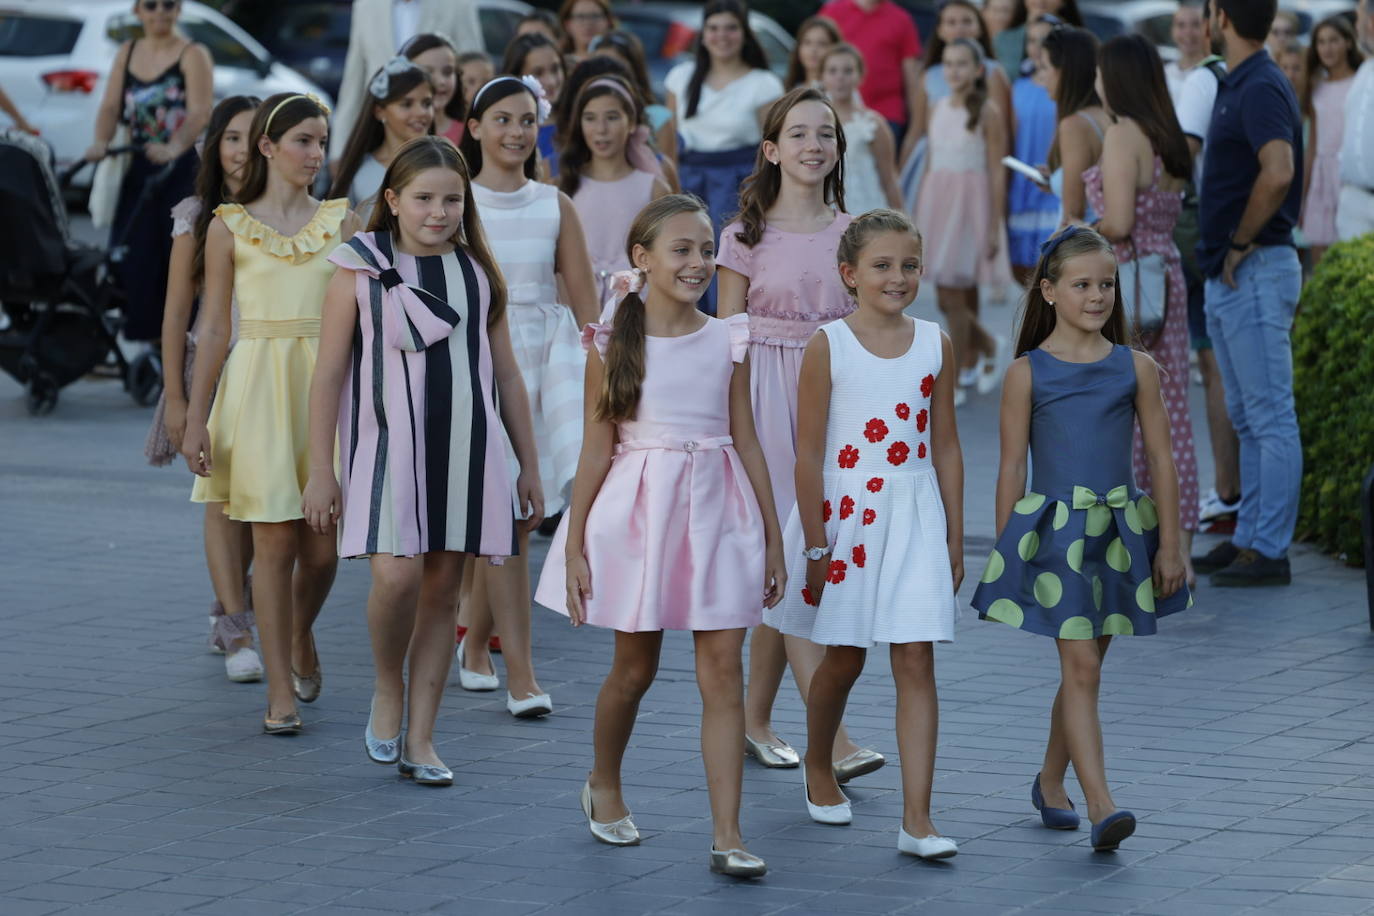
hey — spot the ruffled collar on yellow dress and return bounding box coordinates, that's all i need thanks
[215,198,348,265]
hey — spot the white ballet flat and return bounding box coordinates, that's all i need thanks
[898,827,958,859]
[976,335,1009,395]
[804,771,852,825]
[580,780,639,846]
[507,691,553,719]
[456,636,499,692]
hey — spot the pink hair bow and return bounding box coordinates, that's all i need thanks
[601,268,644,321]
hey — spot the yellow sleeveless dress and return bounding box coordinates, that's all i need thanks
[191,198,349,522]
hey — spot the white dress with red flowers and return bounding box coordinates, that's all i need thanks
[765,317,957,646]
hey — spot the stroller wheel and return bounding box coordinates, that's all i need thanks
[26,374,58,416]
[127,350,162,407]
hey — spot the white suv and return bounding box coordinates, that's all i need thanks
[0,0,327,181]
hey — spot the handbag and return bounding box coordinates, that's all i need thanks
[89,123,131,230]
[1118,237,1167,342]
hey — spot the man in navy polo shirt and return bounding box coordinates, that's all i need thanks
[1194,0,1303,588]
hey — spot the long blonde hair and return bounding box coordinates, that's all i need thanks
[596,194,710,422]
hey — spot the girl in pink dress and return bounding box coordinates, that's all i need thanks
[559,73,671,303]
[1300,15,1364,265]
[304,137,542,784]
[535,195,785,878]
[717,86,881,783]
[913,38,1012,400]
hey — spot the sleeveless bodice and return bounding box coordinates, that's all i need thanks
[928,97,985,172]
[1083,156,1183,262]
[1028,346,1137,500]
[217,199,348,325]
[472,180,560,307]
[123,40,189,145]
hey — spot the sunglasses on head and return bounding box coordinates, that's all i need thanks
[141,0,178,11]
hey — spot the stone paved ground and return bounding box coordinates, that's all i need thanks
[2,289,1373,916]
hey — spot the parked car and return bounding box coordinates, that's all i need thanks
[1078,1,1181,59]
[225,0,532,103]
[611,2,794,100]
[0,0,326,183]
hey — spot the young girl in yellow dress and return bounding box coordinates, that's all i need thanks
[182,93,362,734]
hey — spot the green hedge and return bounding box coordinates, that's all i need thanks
[1292,234,1374,566]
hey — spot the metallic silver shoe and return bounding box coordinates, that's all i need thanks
[364,696,401,765]
[398,742,453,786]
[291,632,322,703]
[834,747,886,784]
[709,847,767,878]
[580,780,639,846]
[744,733,800,768]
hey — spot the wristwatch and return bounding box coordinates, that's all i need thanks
[803,544,832,561]
[1228,236,1251,251]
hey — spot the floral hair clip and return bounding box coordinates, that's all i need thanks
[369,56,422,100]
[519,74,553,122]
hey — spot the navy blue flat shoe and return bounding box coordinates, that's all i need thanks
[1090,810,1136,851]
[1031,773,1080,830]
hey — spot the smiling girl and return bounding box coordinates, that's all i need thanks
[501,33,568,177]
[182,94,362,735]
[404,33,467,145]
[329,57,435,220]
[1300,15,1364,265]
[303,136,540,786]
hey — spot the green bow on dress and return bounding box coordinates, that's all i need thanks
[1073,485,1130,538]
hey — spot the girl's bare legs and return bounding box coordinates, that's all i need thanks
[890,642,941,837]
[249,521,301,719]
[783,633,863,760]
[587,631,664,821]
[803,645,867,807]
[404,553,465,765]
[963,287,995,361]
[366,555,424,742]
[456,556,474,629]
[694,628,749,852]
[1040,636,1118,822]
[290,523,337,677]
[205,504,254,650]
[466,529,543,699]
[936,286,972,372]
[744,624,788,744]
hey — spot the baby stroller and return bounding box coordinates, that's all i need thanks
[0,129,162,415]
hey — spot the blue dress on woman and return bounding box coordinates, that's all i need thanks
[1007,76,1061,268]
[971,346,1191,639]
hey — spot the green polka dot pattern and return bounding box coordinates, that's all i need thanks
[1058,616,1095,639]
[1018,531,1040,562]
[1138,495,1158,531]
[1085,504,1111,537]
[1106,538,1132,572]
[1034,572,1063,608]
[1136,578,1156,613]
[986,599,1024,627]
[1124,500,1143,534]
[1015,493,1047,514]
[1052,501,1069,530]
[981,550,1005,584]
[1066,538,1085,573]
[1102,614,1134,635]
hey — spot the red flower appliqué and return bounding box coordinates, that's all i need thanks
[864,418,889,443]
[920,374,935,398]
[827,559,848,584]
[866,477,884,493]
[839,495,855,520]
[837,445,860,469]
[916,409,928,433]
[852,544,867,568]
[895,402,910,421]
[862,508,877,526]
[918,442,928,459]
[822,500,832,522]
[887,441,910,466]
[801,585,818,606]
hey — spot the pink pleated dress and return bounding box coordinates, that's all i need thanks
[716,213,855,519]
[535,313,765,631]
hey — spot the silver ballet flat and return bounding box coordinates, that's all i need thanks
[291,666,322,704]
[709,846,767,878]
[364,696,401,765]
[744,733,800,768]
[834,747,886,784]
[580,780,640,846]
[397,743,453,786]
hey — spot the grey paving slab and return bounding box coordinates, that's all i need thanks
[3,281,1374,916]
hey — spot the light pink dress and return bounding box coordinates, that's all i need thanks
[914,96,1013,289]
[573,171,657,303]
[716,213,855,519]
[535,314,764,631]
[1302,76,1354,246]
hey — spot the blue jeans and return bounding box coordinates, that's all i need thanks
[1203,245,1303,559]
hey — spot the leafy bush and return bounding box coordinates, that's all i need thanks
[1292,234,1374,566]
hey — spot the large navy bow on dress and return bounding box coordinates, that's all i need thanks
[330,232,461,352]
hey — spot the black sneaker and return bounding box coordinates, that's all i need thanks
[1211,549,1291,587]
[1192,540,1240,574]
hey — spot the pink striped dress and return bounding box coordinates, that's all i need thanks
[328,231,517,559]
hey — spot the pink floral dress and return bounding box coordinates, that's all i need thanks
[1084,156,1199,531]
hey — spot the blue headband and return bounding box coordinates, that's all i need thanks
[1039,225,1082,260]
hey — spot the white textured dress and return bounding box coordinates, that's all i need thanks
[841,109,888,216]
[472,179,585,515]
[765,318,957,646]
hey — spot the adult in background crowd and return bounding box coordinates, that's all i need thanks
[1194,0,1304,588]
[1164,0,1210,104]
[559,0,615,64]
[331,0,480,162]
[819,0,924,156]
[1337,0,1374,241]
[992,0,1083,82]
[1300,15,1364,265]
[84,0,212,344]
[1266,9,1302,61]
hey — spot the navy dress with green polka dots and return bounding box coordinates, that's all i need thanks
[972,345,1191,639]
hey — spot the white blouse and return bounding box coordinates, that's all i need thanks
[664,62,783,153]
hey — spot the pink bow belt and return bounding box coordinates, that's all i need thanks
[615,435,733,456]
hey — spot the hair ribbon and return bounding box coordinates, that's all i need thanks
[1039,225,1082,259]
[264,93,332,133]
